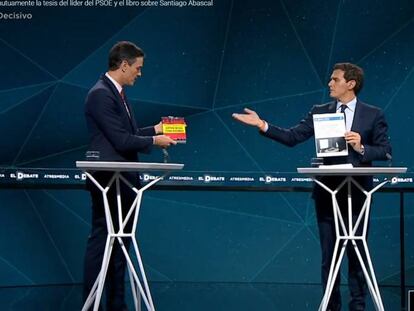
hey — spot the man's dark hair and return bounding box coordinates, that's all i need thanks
[108,41,145,71]
[333,62,364,95]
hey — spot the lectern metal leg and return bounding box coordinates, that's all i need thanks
[350,239,384,311]
[319,239,348,311]
[82,172,166,311]
[128,264,139,310]
[117,235,152,310]
[82,235,116,311]
[132,236,155,310]
[314,177,388,311]
[361,239,384,311]
[82,275,99,311]
[94,236,115,311]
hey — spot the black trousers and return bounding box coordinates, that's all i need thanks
[83,171,138,311]
[314,176,370,311]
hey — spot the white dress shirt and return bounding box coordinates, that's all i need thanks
[336,97,357,132]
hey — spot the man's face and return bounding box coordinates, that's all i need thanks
[328,69,355,100]
[121,57,143,86]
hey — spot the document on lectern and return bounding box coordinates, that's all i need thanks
[313,113,348,157]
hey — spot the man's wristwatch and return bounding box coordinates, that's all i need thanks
[359,145,365,155]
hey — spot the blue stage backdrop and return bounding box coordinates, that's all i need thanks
[0,0,414,309]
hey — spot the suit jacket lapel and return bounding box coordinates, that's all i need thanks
[124,97,137,131]
[351,99,363,132]
[102,75,135,130]
[328,102,337,113]
[102,75,123,102]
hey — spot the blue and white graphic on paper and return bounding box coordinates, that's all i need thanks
[313,113,348,158]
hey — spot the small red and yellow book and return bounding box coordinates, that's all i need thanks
[162,117,187,143]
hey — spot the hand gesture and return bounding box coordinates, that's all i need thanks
[232,108,265,129]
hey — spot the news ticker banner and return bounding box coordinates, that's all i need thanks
[0,0,214,21]
[0,167,413,189]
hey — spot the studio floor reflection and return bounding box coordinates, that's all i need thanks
[0,282,402,310]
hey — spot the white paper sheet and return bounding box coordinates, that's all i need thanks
[313,113,348,157]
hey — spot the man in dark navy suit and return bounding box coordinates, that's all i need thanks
[83,41,176,311]
[233,63,392,311]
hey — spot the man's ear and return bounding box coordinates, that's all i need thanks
[120,60,128,73]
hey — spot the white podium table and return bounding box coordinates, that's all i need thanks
[76,161,184,311]
[297,167,407,311]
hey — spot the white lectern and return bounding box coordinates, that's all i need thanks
[297,167,407,311]
[76,161,184,311]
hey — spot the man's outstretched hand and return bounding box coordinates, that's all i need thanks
[232,108,266,130]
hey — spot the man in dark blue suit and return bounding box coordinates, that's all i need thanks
[83,41,176,311]
[233,63,391,311]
